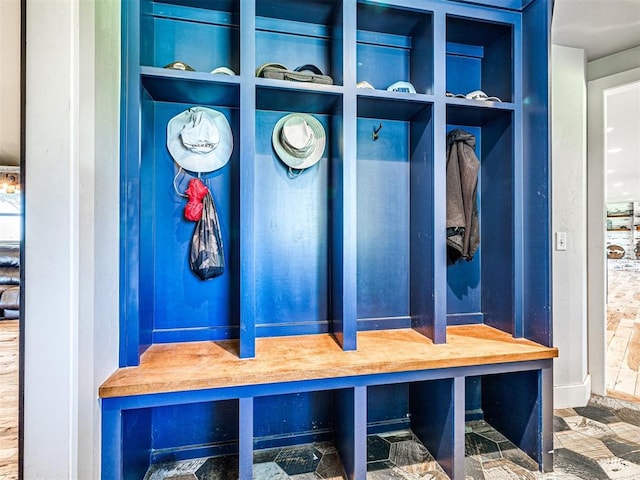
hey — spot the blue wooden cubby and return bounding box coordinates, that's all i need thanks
[102,0,556,478]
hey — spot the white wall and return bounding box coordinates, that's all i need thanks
[23,0,119,478]
[551,45,590,408]
[0,0,21,166]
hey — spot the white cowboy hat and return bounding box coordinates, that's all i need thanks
[166,107,233,173]
[272,113,326,172]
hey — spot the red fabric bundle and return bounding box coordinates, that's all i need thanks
[184,178,209,221]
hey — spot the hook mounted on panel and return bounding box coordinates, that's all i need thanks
[373,123,383,141]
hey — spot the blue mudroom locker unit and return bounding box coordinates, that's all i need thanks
[100,0,557,478]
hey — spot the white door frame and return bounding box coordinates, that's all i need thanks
[587,68,640,396]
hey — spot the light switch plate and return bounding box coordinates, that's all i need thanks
[556,231,567,251]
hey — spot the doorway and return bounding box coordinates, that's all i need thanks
[604,81,640,399]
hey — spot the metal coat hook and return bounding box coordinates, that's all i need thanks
[373,123,383,141]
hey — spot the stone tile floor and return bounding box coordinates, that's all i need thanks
[143,394,640,480]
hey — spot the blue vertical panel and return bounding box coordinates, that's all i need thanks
[357,120,410,327]
[445,123,482,322]
[139,0,240,72]
[253,391,335,449]
[356,40,409,91]
[238,397,254,479]
[410,379,455,478]
[149,102,240,342]
[120,0,144,366]
[410,108,438,340]
[151,400,240,462]
[335,387,367,480]
[445,107,516,332]
[411,12,435,95]
[481,113,515,334]
[482,370,541,468]
[481,23,514,103]
[464,376,483,420]
[367,384,410,434]
[332,1,357,350]
[452,376,466,480]
[254,0,342,84]
[446,50,481,96]
[446,14,514,102]
[122,407,152,480]
[512,17,525,339]
[356,3,433,94]
[139,92,156,352]
[432,9,448,344]
[253,110,331,337]
[240,0,257,358]
[540,362,554,472]
[522,0,552,346]
[149,10,239,73]
[101,400,124,480]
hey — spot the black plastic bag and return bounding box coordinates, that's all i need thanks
[189,192,224,280]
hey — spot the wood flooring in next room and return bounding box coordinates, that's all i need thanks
[0,319,18,480]
[607,269,640,399]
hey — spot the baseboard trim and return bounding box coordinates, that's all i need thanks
[554,374,591,409]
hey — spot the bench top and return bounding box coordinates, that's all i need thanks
[99,325,558,398]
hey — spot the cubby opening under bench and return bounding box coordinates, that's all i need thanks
[100,325,557,479]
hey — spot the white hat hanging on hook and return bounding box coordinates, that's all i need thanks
[167,106,233,174]
[272,113,326,177]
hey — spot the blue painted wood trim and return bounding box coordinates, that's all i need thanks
[151,326,239,343]
[335,387,366,480]
[446,312,484,325]
[446,41,484,58]
[512,16,525,338]
[522,0,552,346]
[105,359,553,411]
[101,400,123,480]
[256,321,330,337]
[239,0,256,358]
[332,0,358,351]
[452,375,466,479]
[149,2,239,27]
[238,397,254,479]
[357,316,411,330]
[447,0,527,11]
[540,362,554,472]
[440,0,521,23]
[430,9,448,344]
[120,0,144,367]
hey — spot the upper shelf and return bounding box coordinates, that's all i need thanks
[141,66,241,106]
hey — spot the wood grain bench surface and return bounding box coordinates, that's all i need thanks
[99,325,558,398]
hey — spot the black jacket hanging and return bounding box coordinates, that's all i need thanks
[446,129,480,262]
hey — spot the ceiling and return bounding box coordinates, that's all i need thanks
[552,0,640,204]
[552,0,640,62]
